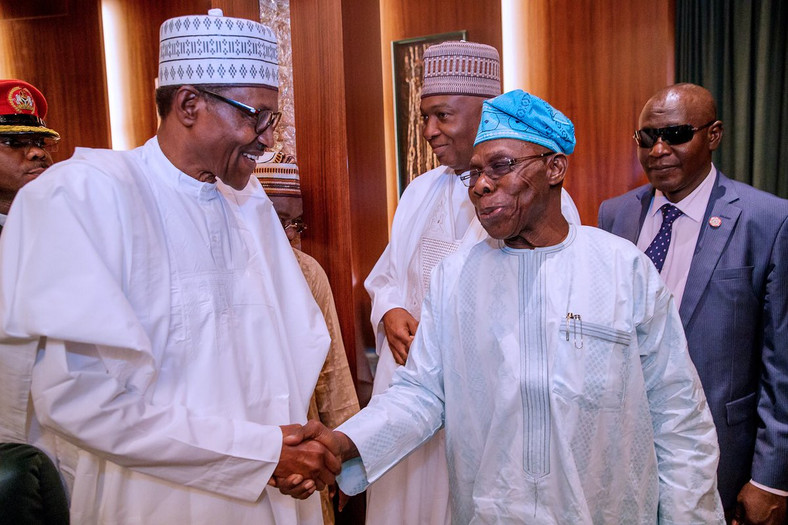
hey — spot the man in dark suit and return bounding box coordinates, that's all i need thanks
[599,83,788,525]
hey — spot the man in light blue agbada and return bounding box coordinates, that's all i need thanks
[280,89,725,524]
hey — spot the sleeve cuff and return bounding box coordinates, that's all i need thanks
[336,457,369,496]
[749,479,788,497]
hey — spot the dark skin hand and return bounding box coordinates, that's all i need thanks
[273,421,359,509]
[732,483,787,525]
[382,307,419,365]
[270,424,342,499]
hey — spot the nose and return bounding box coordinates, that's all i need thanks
[422,116,439,141]
[26,144,51,162]
[257,125,274,149]
[471,172,494,196]
[648,137,671,157]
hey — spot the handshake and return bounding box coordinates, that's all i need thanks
[271,421,358,501]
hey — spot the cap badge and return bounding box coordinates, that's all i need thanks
[708,216,722,228]
[8,86,36,114]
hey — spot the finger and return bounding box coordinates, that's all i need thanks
[313,477,328,492]
[392,350,406,366]
[285,473,304,486]
[269,473,302,491]
[286,480,316,499]
[314,460,337,488]
[276,476,315,498]
[300,421,341,457]
[338,490,350,512]
[323,444,342,475]
[391,343,408,365]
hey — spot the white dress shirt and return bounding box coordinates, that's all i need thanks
[636,165,716,307]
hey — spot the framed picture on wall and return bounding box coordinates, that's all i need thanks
[392,30,467,195]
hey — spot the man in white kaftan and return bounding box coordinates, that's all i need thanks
[0,11,337,524]
[319,90,725,523]
[364,41,580,525]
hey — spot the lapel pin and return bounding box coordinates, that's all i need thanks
[708,216,722,228]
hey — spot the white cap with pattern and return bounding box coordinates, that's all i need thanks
[158,9,278,88]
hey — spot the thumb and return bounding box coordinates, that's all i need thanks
[280,424,306,446]
[302,420,341,456]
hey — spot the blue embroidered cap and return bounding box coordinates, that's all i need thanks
[474,89,576,154]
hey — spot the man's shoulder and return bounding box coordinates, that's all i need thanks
[397,166,450,201]
[17,146,149,214]
[294,248,326,277]
[41,147,141,187]
[721,173,788,215]
[599,184,651,213]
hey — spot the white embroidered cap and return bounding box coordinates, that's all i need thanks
[158,9,278,88]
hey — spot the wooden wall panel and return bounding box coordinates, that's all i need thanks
[509,0,675,224]
[0,0,110,161]
[291,0,388,382]
[379,0,504,222]
[104,1,260,149]
[104,0,211,149]
[340,1,389,358]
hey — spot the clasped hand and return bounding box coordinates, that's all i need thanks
[272,421,344,499]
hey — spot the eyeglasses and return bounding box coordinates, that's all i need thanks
[281,217,307,234]
[198,88,282,133]
[633,120,716,148]
[460,152,553,187]
[0,135,59,153]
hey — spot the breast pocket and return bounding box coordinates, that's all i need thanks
[554,318,633,411]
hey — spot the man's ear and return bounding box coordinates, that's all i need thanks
[546,153,568,187]
[171,86,201,128]
[707,120,723,152]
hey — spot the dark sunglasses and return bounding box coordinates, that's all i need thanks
[0,135,59,153]
[633,120,716,148]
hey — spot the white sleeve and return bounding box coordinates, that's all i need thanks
[635,261,725,524]
[364,243,405,342]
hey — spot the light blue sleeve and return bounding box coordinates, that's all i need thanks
[337,266,447,495]
[635,257,725,524]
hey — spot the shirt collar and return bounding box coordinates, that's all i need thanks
[144,136,220,200]
[651,164,716,223]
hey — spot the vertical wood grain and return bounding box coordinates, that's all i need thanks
[291,0,388,382]
[0,0,110,161]
[509,0,675,224]
[103,0,211,149]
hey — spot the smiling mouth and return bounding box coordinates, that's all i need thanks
[242,152,259,163]
[477,205,504,220]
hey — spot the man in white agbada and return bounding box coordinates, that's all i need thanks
[287,89,725,523]
[364,41,580,525]
[0,10,340,524]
